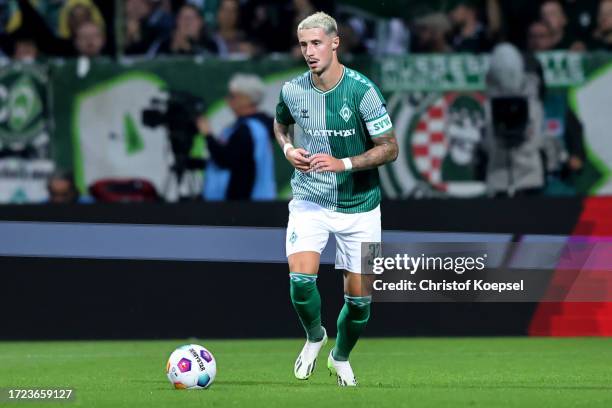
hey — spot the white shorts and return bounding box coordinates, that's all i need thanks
[285,199,381,274]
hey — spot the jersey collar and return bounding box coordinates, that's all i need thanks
[309,66,346,95]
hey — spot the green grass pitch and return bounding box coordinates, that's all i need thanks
[1,338,611,408]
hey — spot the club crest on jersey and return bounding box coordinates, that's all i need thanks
[300,109,309,118]
[339,103,352,122]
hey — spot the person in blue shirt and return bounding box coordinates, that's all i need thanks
[197,73,276,200]
[47,170,94,204]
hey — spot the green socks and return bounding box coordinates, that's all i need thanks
[290,273,371,358]
[289,272,325,342]
[332,295,372,361]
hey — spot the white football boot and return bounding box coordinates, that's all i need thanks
[294,327,328,380]
[327,350,358,386]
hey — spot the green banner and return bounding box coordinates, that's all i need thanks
[0,63,53,203]
[376,52,612,197]
[50,57,308,199]
[377,51,586,92]
[38,52,612,200]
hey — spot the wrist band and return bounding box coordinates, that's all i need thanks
[342,158,353,171]
[283,143,294,156]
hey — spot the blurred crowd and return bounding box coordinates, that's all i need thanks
[0,0,606,203]
[1,0,611,62]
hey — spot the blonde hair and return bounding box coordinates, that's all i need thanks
[58,0,106,38]
[297,12,338,36]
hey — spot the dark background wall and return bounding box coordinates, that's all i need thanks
[0,198,583,340]
[0,198,582,233]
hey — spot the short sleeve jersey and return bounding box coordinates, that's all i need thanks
[276,66,393,213]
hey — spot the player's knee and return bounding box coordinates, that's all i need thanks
[343,271,374,297]
[288,252,320,274]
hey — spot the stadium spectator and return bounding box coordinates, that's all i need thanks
[13,0,73,57]
[564,0,600,46]
[290,0,317,57]
[484,0,503,41]
[13,0,109,57]
[495,0,539,49]
[185,0,219,29]
[542,104,587,195]
[153,3,217,56]
[292,0,317,32]
[239,0,336,55]
[74,20,105,58]
[197,73,276,201]
[213,0,257,57]
[7,28,39,62]
[374,17,410,55]
[2,0,64,37]
[527,21,554,51]
[57,0,105,40]
[591,0,612,50]
[12,38,38,62]
[337,18,368,57]
[412,12,453,53]
[47,170,82,204]
[238,0,286,53]
[124,0,174,56]
[540,0,585,50]
[448,0,492,53]
[360,15,411,55]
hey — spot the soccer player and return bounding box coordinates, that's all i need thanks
[274,12,398,386]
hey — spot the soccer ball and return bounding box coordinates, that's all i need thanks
[166,344,217,389]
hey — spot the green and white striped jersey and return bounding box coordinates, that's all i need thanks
[276,66,393,213]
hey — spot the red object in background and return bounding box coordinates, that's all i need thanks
[89,178,160,203]
[529,197,612,336]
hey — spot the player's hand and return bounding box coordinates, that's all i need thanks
[286,147,311,172]
[196,116,211,136]
[308,153,345,173]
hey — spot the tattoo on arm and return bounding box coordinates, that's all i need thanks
[349,132,399,171]
[273,119,293,150]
